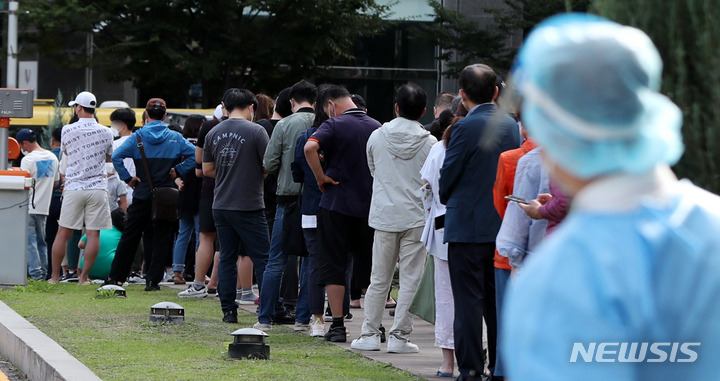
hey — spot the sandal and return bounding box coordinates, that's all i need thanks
[173,272,186,285]
[436,370,453,378]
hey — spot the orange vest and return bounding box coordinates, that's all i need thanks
[493,140,537,270]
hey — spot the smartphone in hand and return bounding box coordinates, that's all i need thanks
[504,195,529,204]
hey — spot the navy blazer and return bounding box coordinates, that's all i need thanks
[439,103,520,243]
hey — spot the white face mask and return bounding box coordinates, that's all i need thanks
[21,149,29,156]
[110,126,120,137]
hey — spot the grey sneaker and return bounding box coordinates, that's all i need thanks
[293,322,310,332]
[253,322,272,332]
[237,291,258,305]
[178,285,208,298]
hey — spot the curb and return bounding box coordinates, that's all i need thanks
[0,301,102,381]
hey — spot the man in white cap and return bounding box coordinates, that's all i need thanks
[49,91,114,285]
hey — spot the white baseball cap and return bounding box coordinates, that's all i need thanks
[68,91,97,108]
[214,104,223,120]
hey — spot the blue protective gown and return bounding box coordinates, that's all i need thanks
[503,166,720,380]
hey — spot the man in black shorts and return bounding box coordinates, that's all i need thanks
[304,85,380,341]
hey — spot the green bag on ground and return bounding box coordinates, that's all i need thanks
[409,254,435,325]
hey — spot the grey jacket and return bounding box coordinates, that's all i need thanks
[263,110,314,197]
[366,117,437,232]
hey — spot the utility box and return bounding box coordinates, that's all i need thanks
[0,170,31,287]
[0,89,34,118]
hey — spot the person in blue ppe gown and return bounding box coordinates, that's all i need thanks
[502,13,720,381]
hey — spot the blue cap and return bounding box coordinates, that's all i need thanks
[511,13,683,179]
[15,128,35,143]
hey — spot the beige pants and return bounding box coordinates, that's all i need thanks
[360,227,426,340]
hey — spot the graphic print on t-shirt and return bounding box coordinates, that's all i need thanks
[36,160,56,178]
[219,142,238,167]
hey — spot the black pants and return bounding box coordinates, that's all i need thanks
[109,198,174,286]
[448,242,497,380]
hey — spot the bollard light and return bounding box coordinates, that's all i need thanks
[228,328,270,360]
[96,284,126,298]
[149,302,185,324]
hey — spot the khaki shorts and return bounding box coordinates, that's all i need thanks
[59,190,112,231]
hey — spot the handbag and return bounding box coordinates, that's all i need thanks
[281,198,308,257]
[408,253,435,324]
[137,134,180,222]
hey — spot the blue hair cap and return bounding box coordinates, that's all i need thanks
[512,13,683,179]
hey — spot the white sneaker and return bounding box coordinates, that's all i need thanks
[351,334,381,351]
[387,335,419,353]
[178,285,208,298]
[253,322,272,332]
[293,322,310,331]
[310,318,325,337]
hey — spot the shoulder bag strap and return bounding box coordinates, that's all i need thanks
[136,134,154,190]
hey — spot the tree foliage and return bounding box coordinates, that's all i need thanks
[21,0,391,105]
[417,0,590,77]
[593,0,720,193]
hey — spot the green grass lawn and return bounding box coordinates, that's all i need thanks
[0,281,421,381]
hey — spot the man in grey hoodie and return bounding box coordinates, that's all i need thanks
[351,83,437,353]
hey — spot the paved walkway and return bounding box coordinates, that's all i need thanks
[166,282,455,380]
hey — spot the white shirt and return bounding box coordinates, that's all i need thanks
[21,149,59,215]
[419,141,448,260]
[61,118,114,191]
[113,135,135,204]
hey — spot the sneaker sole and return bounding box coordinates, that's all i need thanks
[311,331,325,337]
[387,349,420,354]
[351,343,381,351]
[238,300,258,305]
[178,293,208,299]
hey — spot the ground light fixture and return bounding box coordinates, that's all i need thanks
[96,284,126,298]
[149,302,185,324]
[228,328,270,360]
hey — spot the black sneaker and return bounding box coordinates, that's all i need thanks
[324,306,333,322]
[379,325,386,343]
[324,326,347,342]
[223,309,238,324]
[272,310,296,325]
[60,272,78,283]
[344,312,353,322]
[144,284,161,291]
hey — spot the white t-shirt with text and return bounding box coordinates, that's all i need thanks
[61,118,114,191]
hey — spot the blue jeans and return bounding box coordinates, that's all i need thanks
[213,209,269,313]
[258,203,310,324]
[172,214,200,272]
[494,267,511,377]
[27,214,48,280]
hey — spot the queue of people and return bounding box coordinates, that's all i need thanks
[19,14,720,381]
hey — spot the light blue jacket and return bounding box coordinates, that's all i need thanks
[503,167,720,380]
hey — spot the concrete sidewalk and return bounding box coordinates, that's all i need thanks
[167,282,456,380]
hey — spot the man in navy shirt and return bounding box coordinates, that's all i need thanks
[439,64,520,380]
[304,85,380,342]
